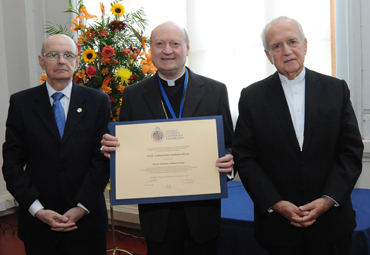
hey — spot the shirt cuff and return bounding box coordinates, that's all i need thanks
[227,168,235,179]
[322,195,339,207]
[29,199,44,216]
[77,203,90,214]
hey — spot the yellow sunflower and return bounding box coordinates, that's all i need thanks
[82,49,97,63]
[115,67,132,84]
[110,3,125,17]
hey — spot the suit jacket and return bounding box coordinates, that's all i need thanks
[2,82,110,245]
[119,68,234,244]
[233,69,363,246]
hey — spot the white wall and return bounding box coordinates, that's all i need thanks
[335,0,370,189]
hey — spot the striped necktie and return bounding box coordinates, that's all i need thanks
[52,92,66,138]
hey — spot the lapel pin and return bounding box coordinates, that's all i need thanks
[77,108,82,113]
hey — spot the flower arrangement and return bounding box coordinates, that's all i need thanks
[43,0,156,122]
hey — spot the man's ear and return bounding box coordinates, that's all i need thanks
[38,55,45,70]
[264,50,273,65]
[186,40,190,57]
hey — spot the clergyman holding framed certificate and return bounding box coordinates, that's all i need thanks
[109,115,228,205]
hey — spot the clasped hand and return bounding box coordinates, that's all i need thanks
[35,207,87,232]
[272,197,335,228]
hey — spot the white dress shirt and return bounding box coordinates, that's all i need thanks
[279,68,306,150]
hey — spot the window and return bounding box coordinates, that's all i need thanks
[84,0,332,126]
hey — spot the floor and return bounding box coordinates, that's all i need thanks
[0,211,147,255]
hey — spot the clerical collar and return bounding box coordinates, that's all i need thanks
[158,70,186,86]
[278,68,306,86]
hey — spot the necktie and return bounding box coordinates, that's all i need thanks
[52,92,66,138]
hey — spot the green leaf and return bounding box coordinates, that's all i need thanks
[44,22,72,37]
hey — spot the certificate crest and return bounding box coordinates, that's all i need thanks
[152,127,164,142]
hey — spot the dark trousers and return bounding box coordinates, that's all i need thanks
[146,203,218,255]
[24,235,106,255]
[265,234,351,255]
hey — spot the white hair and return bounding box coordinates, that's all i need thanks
[261,16,306,51]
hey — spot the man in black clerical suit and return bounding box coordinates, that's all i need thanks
[233,16,364,255]
[101,21,234,254]
[2,34,110,255]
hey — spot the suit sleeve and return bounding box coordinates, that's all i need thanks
[74,94,111,211]
[219,84,234,155]
[2,95,41,209]
[233,88,283,214]
[321,80,363,205]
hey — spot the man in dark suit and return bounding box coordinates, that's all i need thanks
[101,21,234,254]
[2,34,110,255]
[233,16,364,255]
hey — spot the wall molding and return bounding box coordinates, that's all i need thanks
[0,193,17,212]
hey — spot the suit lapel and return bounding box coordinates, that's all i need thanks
[33,84,61,141]
[142,75,167,119]
[182,69,205,118]
[302,69,321,153]
[266,72,301,151]
[62,83,87,143]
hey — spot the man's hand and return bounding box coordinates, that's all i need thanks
[35,209,77,232]
[216,154,234,174]
[291,197,335,228]
[49,207,87,231]
[100,133,120,158]
[271,200,311,228]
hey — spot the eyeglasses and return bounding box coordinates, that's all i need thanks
[43,52,78,62]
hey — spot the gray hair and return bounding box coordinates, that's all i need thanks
[261,16,305,51]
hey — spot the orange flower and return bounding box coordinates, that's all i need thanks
[117,84,125,93]
[70,22,84,32]
[39,73,47,83]
[140,49,157,74]
[102,74,113,87]
[101,74,113,95]
[141,64,150,74]
[76,70,86,78]
[101,68,109,75]
[84,28,99,42]
[101,85,112,94]
[74,70,87,84]
[142,36,146,49]
[77,34,85,45]
[115,107,121,117]
[100,2,105,13]
[140,49,152,62]
[80,6,98,19]
[74,75,82,84]
[101,57,112,65]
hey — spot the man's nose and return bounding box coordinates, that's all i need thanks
[282,43,292,55]
[162,45,173,54]
[58,54,66,63]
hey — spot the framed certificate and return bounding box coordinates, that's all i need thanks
[109,115,228,205]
